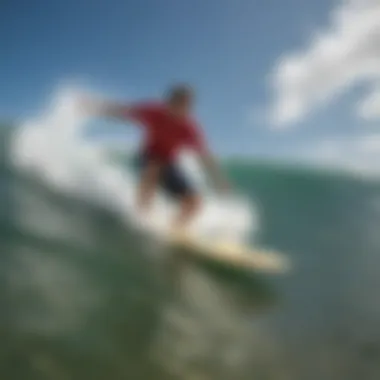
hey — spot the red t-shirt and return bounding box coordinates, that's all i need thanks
[126,102,206,162]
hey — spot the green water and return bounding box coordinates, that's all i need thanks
[2,147,380,379]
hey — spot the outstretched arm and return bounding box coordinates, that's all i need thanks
[188,125,230,193]
[80,97,137,122]
[199,150,230,193]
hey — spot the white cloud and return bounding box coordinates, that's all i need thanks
[268,0,380,127]
[358,86,380,120]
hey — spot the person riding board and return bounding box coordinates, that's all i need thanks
[82,84,230,232]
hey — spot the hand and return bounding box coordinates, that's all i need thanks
[199,152,232,195]
[77,95,101,116]
[217,179,231,195]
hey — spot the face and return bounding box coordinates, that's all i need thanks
[170,96,193,117]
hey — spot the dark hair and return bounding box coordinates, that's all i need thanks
[166,84,194,104]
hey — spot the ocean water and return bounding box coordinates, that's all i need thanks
[2,92,380,379]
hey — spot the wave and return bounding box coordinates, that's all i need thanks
[10,85,257,243]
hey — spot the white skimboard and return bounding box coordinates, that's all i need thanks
[165,233,291,274]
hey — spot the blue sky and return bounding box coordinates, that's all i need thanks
[2,0,380,166]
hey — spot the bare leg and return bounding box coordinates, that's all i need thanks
[173,194,201,232]
[137,162,161,215]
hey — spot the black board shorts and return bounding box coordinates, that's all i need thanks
[135,152,195,199]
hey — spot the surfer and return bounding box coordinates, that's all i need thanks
[81,84,230,232]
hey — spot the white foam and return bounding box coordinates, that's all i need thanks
[11,85,258,243]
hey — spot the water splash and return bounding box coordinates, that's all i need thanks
[11,85,257,243]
